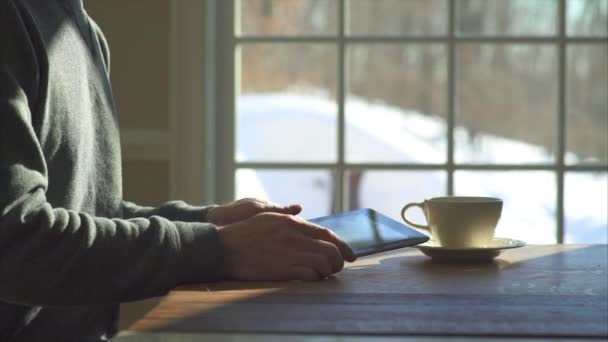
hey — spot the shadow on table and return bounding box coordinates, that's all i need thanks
[121,245,608,338]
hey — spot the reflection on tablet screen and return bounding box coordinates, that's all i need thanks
[310,208,428,254]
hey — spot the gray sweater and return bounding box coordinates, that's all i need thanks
[0,0,223,340]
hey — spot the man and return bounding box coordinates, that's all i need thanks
[0,0,355,340]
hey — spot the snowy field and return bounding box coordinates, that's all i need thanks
[236,93,607,244]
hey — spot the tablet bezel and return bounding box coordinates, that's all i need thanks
[309,208,430,257]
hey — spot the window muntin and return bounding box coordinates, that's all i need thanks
[225,0,608,243]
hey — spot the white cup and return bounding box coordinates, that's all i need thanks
[401,196,503,248]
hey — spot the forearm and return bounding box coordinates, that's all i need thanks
[0,189,223,307]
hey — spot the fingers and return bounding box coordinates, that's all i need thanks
[292,253,333,278]
[293,238,344,274]
[291,218,357,262]
[283,204,303,215]
[262,202,302,216]
[287,265,322,281]
[243,198,303,216]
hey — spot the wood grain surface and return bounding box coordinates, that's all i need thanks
[128,245,608,338]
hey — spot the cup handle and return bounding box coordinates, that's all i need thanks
[401,202,430,231]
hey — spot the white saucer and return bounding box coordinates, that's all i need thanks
[416,238,526,262]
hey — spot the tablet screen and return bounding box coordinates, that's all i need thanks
[309,208,429,256]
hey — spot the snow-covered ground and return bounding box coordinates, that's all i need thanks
[236,93,607,244]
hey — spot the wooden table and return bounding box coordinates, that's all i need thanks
[117,245,608,341]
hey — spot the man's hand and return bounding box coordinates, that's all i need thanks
[217,212,357,281]
[207,198,302,226]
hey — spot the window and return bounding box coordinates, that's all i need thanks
[213,0,608,243]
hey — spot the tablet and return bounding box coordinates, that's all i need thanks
[309,208,430,257]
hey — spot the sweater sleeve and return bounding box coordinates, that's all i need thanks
[0,6,223,307]
[121,200,218,223]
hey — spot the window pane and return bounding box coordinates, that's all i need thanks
[346,0,447,36]
[566,44,608,164]
[456,45,557,164]
[456,0,558,36]
[455,171,557,244]
[565,172,608,243]
[348,170,447,224]
[567,0,608,36]
[238,0,338,36]
[346,44,447,163]
[236,169,334,219]
[238,44,337,162]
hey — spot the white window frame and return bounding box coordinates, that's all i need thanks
[199,0,608,243]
